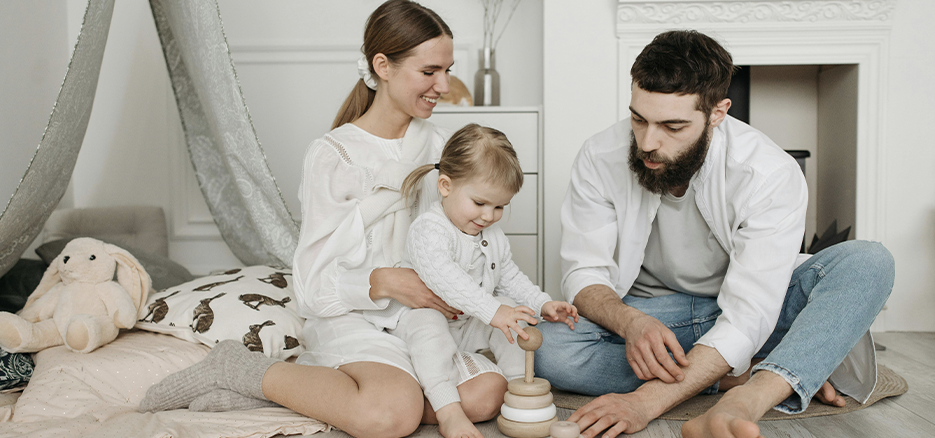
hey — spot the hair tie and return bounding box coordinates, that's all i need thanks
[434,163,440,170]
[357,55,378,90]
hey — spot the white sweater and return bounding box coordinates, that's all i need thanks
[292,120,446,322]
[407,202,551,325]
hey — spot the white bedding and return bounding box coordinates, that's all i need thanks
[0,330,329,438]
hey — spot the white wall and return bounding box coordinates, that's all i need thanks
[542,0,935,332]
[0,1,69,220]
[541,0,620,295]
[881,0,935,332]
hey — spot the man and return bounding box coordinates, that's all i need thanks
[536,30,895,438]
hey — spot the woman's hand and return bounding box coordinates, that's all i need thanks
[490,305,539,344]
[369,268,461,319]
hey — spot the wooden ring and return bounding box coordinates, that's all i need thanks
[504,392,554,409]
[500,403,556,423]
[508,377,551,396]
[497,415,558,438]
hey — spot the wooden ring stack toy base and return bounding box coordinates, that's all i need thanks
[549,421,583,438]
[497,327,558,438]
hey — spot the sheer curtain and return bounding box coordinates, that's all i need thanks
[149,0,298,268]
[0,0,115,278]
[0,0,300,278]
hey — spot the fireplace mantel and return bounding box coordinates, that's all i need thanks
[614,0,896,243]
[616,1,896,27]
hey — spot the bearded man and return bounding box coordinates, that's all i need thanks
[535,30,895,438]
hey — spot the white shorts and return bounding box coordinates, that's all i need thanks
[297,311,418,379]
[297,310,501,385]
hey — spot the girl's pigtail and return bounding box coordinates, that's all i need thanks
[400,164,437,204]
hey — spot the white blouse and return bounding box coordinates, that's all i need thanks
[291,121,448,321]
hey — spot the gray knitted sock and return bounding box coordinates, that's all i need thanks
[189,389,280,412]
[139,340,279,412]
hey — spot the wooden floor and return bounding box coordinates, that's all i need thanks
[314,332,935,438]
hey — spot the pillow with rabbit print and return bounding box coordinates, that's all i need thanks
[135,266,304,360]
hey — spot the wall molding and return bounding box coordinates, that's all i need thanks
[617,1,896,27]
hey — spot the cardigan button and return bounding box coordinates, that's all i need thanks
[481,240,488,247]
[490,263,496,270]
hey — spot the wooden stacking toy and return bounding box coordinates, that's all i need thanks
[548,421,583,438]
[497,326,559,438]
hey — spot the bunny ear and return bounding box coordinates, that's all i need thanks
[21,253,64,312]
[103,243,152,311]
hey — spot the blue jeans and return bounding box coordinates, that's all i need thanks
[535,240,895,414]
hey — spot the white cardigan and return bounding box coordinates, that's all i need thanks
[408,202,552,325]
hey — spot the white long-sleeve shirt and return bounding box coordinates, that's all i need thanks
[407,202,552,325]
[561,116,808,376]
[291,120,447,323]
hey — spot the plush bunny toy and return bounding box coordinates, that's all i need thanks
[0,237,152,353]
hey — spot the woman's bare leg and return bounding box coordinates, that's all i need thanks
[263,361,424,438]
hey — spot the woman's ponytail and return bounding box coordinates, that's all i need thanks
[332,79,376,130]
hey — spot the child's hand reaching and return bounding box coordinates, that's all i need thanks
[490,304,538,344]
[541,301,579,330]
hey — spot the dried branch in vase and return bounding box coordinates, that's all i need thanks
[481,0,523,50]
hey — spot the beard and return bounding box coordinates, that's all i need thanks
[628,123,710,195]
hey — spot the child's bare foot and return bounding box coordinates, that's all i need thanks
[436,403,484,438]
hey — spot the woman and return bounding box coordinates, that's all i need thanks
[139,2,508,437]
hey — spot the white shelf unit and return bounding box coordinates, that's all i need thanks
[428,106,545,288]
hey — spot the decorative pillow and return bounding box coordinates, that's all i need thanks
[35,238,194,292]
[0,349,33,391]
[0,259,46,314]
[134,266,305,360]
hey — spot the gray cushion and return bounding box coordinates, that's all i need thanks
[43,206,169,257]
[36,238,194,292]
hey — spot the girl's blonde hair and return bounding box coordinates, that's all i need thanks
[331,0,453,129]
[401,124,524,201]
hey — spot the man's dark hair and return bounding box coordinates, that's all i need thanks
[630,30,736,115]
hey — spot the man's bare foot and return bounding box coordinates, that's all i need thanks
[814,381,846,407]
[682,387,764,438]
[436,403,483,438]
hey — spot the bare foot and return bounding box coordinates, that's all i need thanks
[814,381,846,407]
[682,388,764,438]
[436,403,484,438]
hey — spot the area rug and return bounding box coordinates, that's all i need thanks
[552,365,907,421]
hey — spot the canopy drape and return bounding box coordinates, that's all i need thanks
[0,0,300,278]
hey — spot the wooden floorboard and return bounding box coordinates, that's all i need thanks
[874,333,935,424]
[308,332,935,438]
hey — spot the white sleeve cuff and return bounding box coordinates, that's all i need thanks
[474,297,505,326]
[563,271,617,305]
[695,318,757,377]
[335,266,388,311]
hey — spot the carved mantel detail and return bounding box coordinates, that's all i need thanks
[617,1,896,26]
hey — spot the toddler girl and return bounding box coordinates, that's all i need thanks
[391,123,578,438]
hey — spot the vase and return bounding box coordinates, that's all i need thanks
[474,47,500,106]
